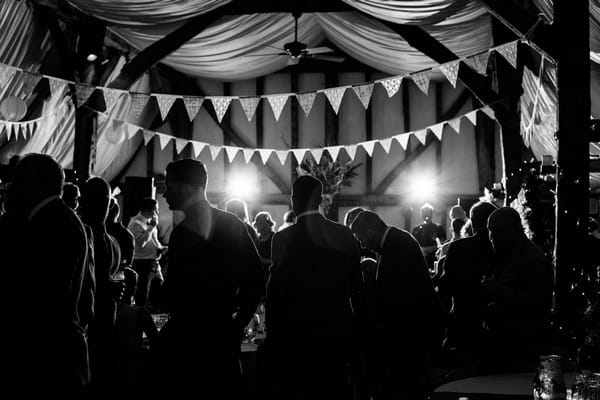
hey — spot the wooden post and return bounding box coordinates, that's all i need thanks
[554,0,590,325]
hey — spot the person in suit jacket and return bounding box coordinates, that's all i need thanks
[351,211,446,400]
[265,175,362,400]
[2,154,94,399]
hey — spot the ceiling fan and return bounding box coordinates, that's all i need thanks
[247,13,346,65]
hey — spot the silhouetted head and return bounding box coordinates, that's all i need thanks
[253,211,275,235]
[140,197,158,219]
[225,198,250,223]
[469,201,498,234]
[449,204,466,221]
[291,175,322,215]
[164,159,207,212]
[451,218,466,238]
[420,203,434,222]
[62,183,81,211]
[11,154,64,215]
[80,176,111,226]
[283,210,296,224]
[351,210,388,252]
[344,206,365,228]
[487,207,525,254]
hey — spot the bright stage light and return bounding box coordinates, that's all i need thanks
[407,173,437,202]
[226,171,258,200]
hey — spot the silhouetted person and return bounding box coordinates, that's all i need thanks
[107,198,134,270]
[225,197,259,245]
[1,154,94,399]
[253,211,276,278]
[278,210,296,231]
[412,203,446,271]
[62,182,81,211]
[156,159,264,399]
[437,201,497,356]
[483,207,554,362]
[351,211,445,400]
[265,175,362,400]
[80,176,122,398]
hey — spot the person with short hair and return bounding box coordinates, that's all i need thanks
[107,198,134,270]
[412,203,446,271]
[225,198,258,244]
[278,210,296,232]
[62,182,81,211]
[253,211,276,276]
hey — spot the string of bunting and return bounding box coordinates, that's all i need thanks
[0,40,519,124]
[0,103,68,141]
[93,104,498,165]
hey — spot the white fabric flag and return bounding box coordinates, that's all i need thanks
[275,150,289,165]
[0,65,16,89]
[465,110,478,125]
[379,77,403,97]
[5,123,13,141]
[130,93,150,117]
[48,78,67,97]
[414,129,427,145]
[322,87,347,114]
[175,138,188,154]
[447,118,462,134]
[209,145,222,161]
[326,146,343,161]
[209,97,233,123]
[410,70,432,95]
[496,41,518,68]
[481,106,496,120]
[292,148,308,163]
[157,133,172,150]
[155,94,178,120]
[124,123,139,140]
[352,83,374,109]
[344,145,358,161]
[21,72,41,98]
[465,52,490,75]
[296,92,317,117]
[143,130,155,145]
[430,123,444,140]
[224,146,240,162]
[182,96,203,121]
[310,148,324,163]
[379,138,393,154]
[192,141,207,158]
[239,97,260,122]
[395,133,410,150]
[267,95,289,121]
[360,140,377,157]
[103,88,124,111]
[440,61,460,88]
[258,149,273,164]
[76,84,95,108]
[242,148,255,164]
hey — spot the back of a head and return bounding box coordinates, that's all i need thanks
[140,197,157,213]
[283,210,296,224]
[14,153,64,200]
[253,211,274,228]
[469,201,498,234]
[451,218,466,237]
[344,206,365,227]
[292,175,322,214]
[488,206,523,234]
[420,202,434,221]
[81,176,111,225]
[351,210,385,236]
[449,204,466,220]
[225,198,249,222]
[62,183,80,210]
[165,158,207,188]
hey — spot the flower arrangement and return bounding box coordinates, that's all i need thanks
[296,153,361,195]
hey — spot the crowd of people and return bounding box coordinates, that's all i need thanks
[0,153,557,400]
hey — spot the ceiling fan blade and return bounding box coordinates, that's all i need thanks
[243,53,288,57]
[306,54,346,63]
[259,44,286,52]
[305,46,334,55]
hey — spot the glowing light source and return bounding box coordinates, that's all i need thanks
[226,171,258,200]
[407,173,437,202]
[86,53,98,62]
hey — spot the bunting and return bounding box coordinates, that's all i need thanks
[447,118,461,134]
[440,61,460,88]
[481,106,496,120]
[243,148,255,163]
[76,84,95,108]
[360,140,377,157]
[175,138,188,154]
[322,87,347,114]
[379,77,403,97]
[155,94,179,120]
[0,65,16,89]
[296,92,317,117]
[209,97,233,123]
[345,145,358,161]
[239,97,260,122]
[395,133,410,150]
[224,145,240,162]
[410,70,432,95]
[275,150,288,165]
[414,129,427,145]
[465,52,490,75]
[20,71,41,98]
[102,88,124,112]
[130,93,150,117]
[465,110,478,125]
[209,145,222,161]
[258,149,273,164]
[310,148,324,163]
[157,133,172,150]
[379,138,393,154]
[143,130,154,145]
[430,123,444,140]
[49,78,68,97]
[352,83,374,109]
[124,123,139,140]
[292,148,308,163]
[183,96,203,121]
[267,95,289,121]
[192,141,206,158]
[496,41,518,68]
[327,146,343,161]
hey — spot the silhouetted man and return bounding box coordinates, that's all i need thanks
[266,175,362,400]
[157,159,264,399]
[412,203,446,271]
[107,198,134,269]
[351,211,445,400]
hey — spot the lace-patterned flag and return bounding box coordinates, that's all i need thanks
[322,87,347,114]
[75,84,95,108]
[182,96,203,121]
[209,97,232,123]
[296,92,317,117]
[20,71,42,98]
[440,61,460,88]
[410,70,432,95]
[102,88,124,112]
[465,52,490,75]
[48,78,68,97]
[0,65,16,89]
[352,83,374,109]
[267,95,289,121]
[379,77,403,97]
[155,94,178,120]
[130,93,150,117]
[238,97,260,122]
[496,41,518,68]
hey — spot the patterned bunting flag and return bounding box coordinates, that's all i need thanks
[322,87,347,114]
[496,41,518,68]
[267,95,289,122]
[360,140,377,157]
[155,133,170,150]
[310,148,324,163]
[296,92,317,117]
[440,61,460,88]
[326,146,343,161]
[0,65,16,89]
[465,110,478,125]
[410,70,432,95]
[175,138,188,154]
[258,149,273,164]
[481,106,496,120]
[75,84,95,108]
[465,52,490,75]
[275,150,289,165]
[209,97,232,123]
[345,145,358,161]
[352,83,374,109]
[192,141,206,158]
[239,97,261,122]
[130,93,150,117]
[242,148,255,163]
[20,71,42,98]
[379,138,393,154]
[430,123,444,140]
[224,146,240,162]
[414,129,427,145]
[292,148,308,163]
[154,94,178,120]
[209,145,222,161]
[379,77,403,98]
[395,133,410,150]
[49,78,68,97]
[447,118,461,134]
[143,130,155,145]
[181,96,202,121]
[102,88,124,112]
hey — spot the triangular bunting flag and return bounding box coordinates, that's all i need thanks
[5,123,13,140]
[182,96,203,121]
[430,123,444,140]
[209,97,232,123]
[192,141,206,158]
[258,149,273,164]
[465,52,490,75]
[447,118,461,134]
[379,77,403,98]
[379,138,393,154]
[48,78,67,97]
[326,146,343,161]
[0,65,16,89]
[102,88,124,112]
[224,146,240,162]
[352,83,374,109]
[410,70,432,95]
[345,145,358,161]
[292,148,308,163]
[414,129,428,145]
[481,106,496,120]
[130,93,150,117]
[143,130,155,145]
[75,84,95,108]
[267,95,289,121]
[124,124,139,140]
[296,92,317,117]
[395,134,410,150]
[275,150,289,165]
[21,71,42,98]
[242,148,255,164]
[465,110,478,125]
[175,138,188,154]
[209,145,222,161]
[157,133,171,150]
[440,61,460,88]
[154,94,178,120]
[310,148,324,163]
[239,97,260,122]
[496,41,518,69]
[360,140,377,157]
[322,87,347,114]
